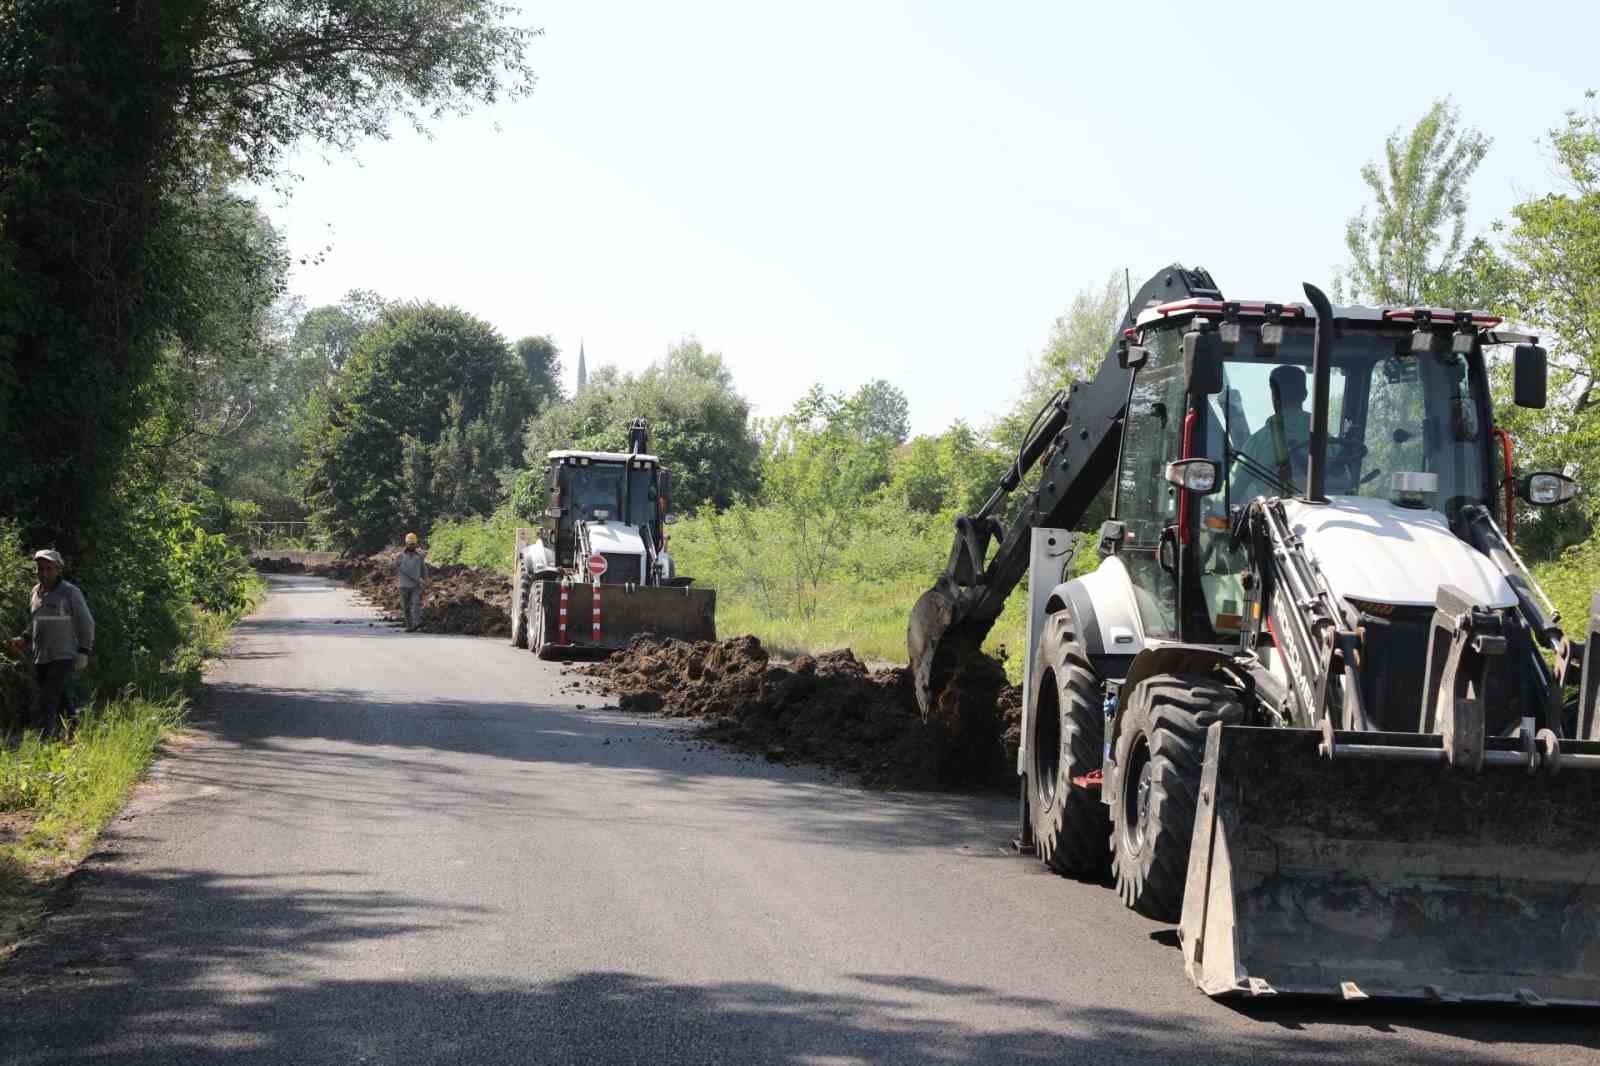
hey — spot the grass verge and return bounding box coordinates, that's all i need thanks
[0,574,267,955]
[709,577,1030,681]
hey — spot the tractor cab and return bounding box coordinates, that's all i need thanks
[541,451,668,571]
[1113,296,1561,646]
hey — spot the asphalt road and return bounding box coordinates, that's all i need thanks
[2,574,1597,1064]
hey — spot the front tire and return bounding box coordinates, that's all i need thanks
[1109,672,1243,922]
[1027,615,1110,878]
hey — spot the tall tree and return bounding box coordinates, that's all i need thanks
[994,272,1123,452]
[1341,99,1492,307]
[522,339,761,514]
[0,0,536,552]
[844,379,911,445]
[1490,92,1600,551]
[303,304,535,551]
[292,291,388,376]
[514,335,564,411]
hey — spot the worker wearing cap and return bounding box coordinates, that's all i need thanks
[396,533,427,632]
[4,550,95,734]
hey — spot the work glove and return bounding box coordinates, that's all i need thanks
[74,652,89,671]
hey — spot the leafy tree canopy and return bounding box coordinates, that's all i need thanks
[1486,92,1600,552]
[304,303,535,552]
[522,339,760,515]
[1340,98,1492,307]
[514,335,564,411]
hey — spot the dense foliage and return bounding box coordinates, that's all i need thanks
[521,340,762,515]
[303,304,535,553]
[0,0,535,727]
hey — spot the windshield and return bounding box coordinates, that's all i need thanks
[570,464,625,522]
[1168,321,1490,642]
[1195,324,1488,516]
[568,462,658,527]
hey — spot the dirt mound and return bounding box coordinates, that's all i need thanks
[251,557,306,574]
[582,635,1021,791]
[312,554,511,637]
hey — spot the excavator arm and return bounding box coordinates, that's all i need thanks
[908,264,1222,714]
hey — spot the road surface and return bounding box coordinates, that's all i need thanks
[2,574,1597,1063]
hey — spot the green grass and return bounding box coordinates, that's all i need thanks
[707,576,1031,682]
[0,697,186,853]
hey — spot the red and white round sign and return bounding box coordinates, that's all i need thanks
[587,553,608,577]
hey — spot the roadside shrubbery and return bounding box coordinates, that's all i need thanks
[427,505,523,575]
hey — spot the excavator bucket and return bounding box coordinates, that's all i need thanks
[530,579,716,657]
[908,577,965,716]
[1181,722,1600,1005]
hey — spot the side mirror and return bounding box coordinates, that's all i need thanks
[545,489,562,518]
[1514,344,1548,409]
[1183,327,1224,396]
[1164,458,1220,495]
[1519,472,1579,507]
[1119,342,1150,370]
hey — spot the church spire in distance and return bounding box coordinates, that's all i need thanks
[576,340,587,393]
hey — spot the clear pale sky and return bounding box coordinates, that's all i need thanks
[260,0,1600,435]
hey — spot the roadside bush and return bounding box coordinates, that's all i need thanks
[1531,534,1600,636]
[427,505,523,575]
[0,521,34,726]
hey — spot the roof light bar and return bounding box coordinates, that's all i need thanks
[1382,307,1502,327]
[1152,298,1307,319]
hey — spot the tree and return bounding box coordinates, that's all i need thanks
[514,335,564,411]
[994,272,1124,452]
[292,291,388,376]
[982,272,1123,531]
[303,304,535,551]
[1489,92,1600,553]
[0,0,536,553]
[844,379,910,445]
[890,420,1011,518]
[522,339,761,514]
[1340,99,1492,307]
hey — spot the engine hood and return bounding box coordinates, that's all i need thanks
[584,521,647,557]
[1281,495,1515,609]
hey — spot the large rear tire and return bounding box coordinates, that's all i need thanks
[1027,615,1110,878]
[1110,672,1243,922]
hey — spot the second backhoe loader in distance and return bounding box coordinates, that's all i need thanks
[511,418,715,658]
[909,264,1600,1004]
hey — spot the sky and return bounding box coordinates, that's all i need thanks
[260,0,1600,436]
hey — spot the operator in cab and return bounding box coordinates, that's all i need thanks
[1230,365,1310,503]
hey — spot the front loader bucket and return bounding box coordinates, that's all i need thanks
[1181,723,1600,1005]
[532,580,716,657]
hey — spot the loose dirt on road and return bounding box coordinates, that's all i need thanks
[581,635,1022,791]
[263,555,1025,791]
[250,557,307,574]
[305,555,512,637]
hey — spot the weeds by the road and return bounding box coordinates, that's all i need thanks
[0,575,266,954]
[711,576,1029,678]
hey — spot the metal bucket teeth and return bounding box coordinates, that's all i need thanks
[1181,723,1600,1006]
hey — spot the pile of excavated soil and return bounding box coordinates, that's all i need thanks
[251,557,307,574]
[582,635,1022,791]
[312,555,511,637]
